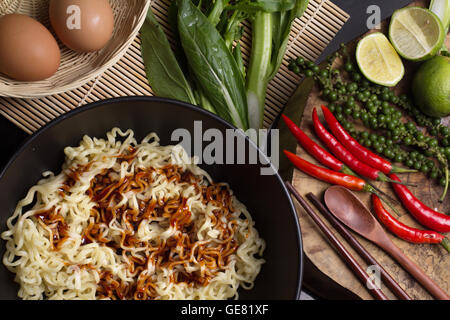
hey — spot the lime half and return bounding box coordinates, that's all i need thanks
[356,32,405,87]
[389,7,445,61]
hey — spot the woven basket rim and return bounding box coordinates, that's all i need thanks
[0,0,151,99]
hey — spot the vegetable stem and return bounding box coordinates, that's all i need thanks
[208,0,227,26]
[246,12,273,130]
[233,42,246,80]
[223,10,243,49]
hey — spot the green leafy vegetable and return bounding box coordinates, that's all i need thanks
[141,8,197,105]
[246,0,309,129]
[222,10,247,49]
[233,42,246,80]
[177,0,249,130]
[231,0,297,13]
[270,0,309,80]
[207,0,229,26]
[140,0,309,132]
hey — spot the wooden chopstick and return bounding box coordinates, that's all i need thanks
[306,193,412,300]
[285,182,389,300]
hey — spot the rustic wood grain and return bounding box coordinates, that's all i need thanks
[292,1,449,300]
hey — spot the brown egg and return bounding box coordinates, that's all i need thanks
[49,0,115,53]
[0,14,61,81]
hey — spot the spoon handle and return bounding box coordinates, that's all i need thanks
[307,193,412,300]
[286,183,389,300]
[383,240,449,300]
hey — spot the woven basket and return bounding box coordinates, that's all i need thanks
[0,0,151,98]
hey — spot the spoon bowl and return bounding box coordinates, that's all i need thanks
[324,185,449,300]
[324,186,383,243]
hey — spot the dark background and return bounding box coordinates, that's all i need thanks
[0,0,415,300]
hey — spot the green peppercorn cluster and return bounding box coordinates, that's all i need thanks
[288,47,450,196]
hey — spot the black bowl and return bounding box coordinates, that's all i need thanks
[0,97,303,300]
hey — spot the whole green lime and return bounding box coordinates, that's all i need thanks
[412,55,450,118]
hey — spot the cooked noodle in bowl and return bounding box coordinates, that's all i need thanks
[1,128,265,300]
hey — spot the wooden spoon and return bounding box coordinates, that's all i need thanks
[324,185,449,300]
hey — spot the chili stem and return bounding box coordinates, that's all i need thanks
[378,173,417,187]
[369,186,401,217]
[390,166,419,174]
[366,181,399,206]
[442,237,450,253]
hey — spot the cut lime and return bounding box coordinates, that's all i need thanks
[389,7,445,61]
[356,32,405,87]
[430,0,450,31]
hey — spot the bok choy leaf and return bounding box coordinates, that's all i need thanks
[141,9,197,105]
[177,0,249,130]
[246,0,309,129]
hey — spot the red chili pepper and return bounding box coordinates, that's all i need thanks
[282,114,355,175]
[284,150,374,192]
[372,194,450,253]
[285,150,401,215]
[312,108,410,185]
[283,114,400,208]
[321,105,416,174]
[389,174,450,233]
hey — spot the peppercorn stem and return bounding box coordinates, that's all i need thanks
[439,167,448,203]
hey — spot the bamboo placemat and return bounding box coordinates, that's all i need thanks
[0,0,349,134]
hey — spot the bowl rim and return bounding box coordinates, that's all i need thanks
[0,96,304,300]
